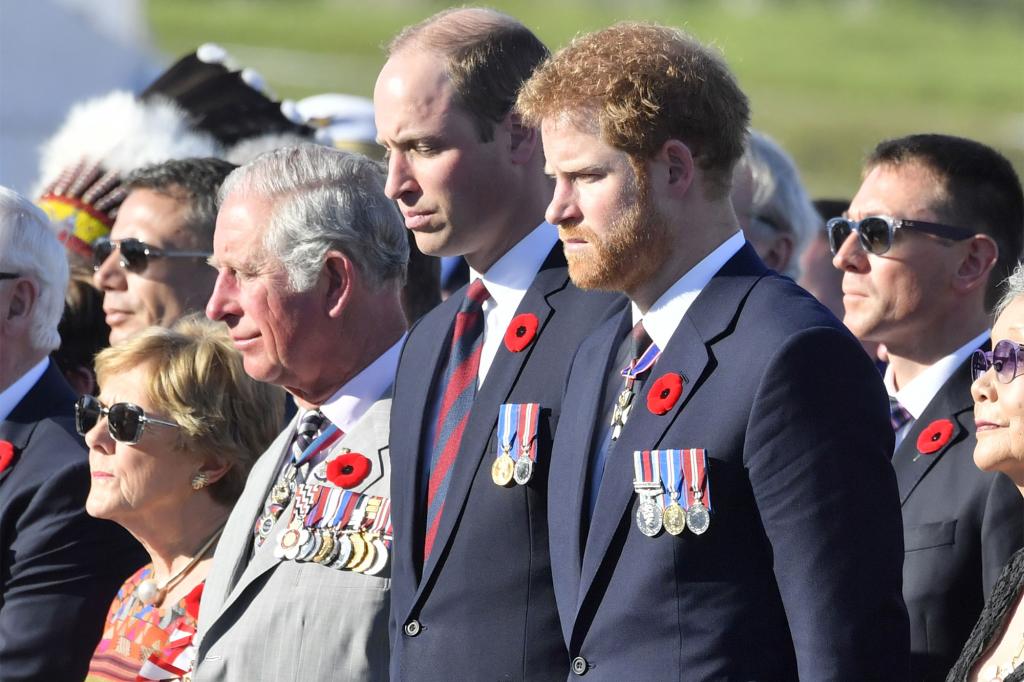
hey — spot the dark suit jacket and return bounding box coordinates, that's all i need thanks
[0,362,145,681]
[548,244,910,681]
[894,352,1024,681]
[389,244,623,681]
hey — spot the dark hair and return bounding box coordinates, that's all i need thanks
[124,157,238,247]
[388,8,549,142]
[866,134,1024,309]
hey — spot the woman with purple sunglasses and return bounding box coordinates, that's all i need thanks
[949,264,1024,681]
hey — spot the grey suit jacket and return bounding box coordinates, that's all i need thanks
[194,397,392,682]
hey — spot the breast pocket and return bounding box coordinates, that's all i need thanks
[904,520,957,552]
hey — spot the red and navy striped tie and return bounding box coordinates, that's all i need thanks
[424,278,490,560]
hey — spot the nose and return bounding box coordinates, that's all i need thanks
[85,414,114,454]
[92,246,126,292]
[205,270,240,322]
[545,179,581,227]
[971,365,997,405]
[831,231,869,274]
[384,152,419,201]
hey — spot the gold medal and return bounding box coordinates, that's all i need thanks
[345,532,368,569]
[312,530,336,564]
[491,451,515,487]
[353,534,377,573]
[663,501,686,536]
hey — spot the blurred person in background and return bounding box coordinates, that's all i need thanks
[948,265,1024,681]
[0,186,145,681]
[196,146,408,681]
[93,157,236,345]
[831,133,1024,680]
[730,130,818,279]
[53,267,111,395]
[83,318,281,681]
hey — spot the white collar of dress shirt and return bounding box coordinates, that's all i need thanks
[884,329,989,419]
[468,222,558,310]
[631,231,746,350]
[0,356,50,423]
[318,334,406,433]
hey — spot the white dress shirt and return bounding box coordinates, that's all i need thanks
[0,357,49,422]
[632,231,746,347]
[469,222,559,386]
[884,329,989,447]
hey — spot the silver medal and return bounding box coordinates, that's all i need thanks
[686,501,711,535]
[513,457,534,485]
[635,494,663,537]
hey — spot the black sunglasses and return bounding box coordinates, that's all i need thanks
[75,395,179,445]
[92,237,211,274]
[826,215,975,256]
[971,340,1024,384]
[0,272,20,280]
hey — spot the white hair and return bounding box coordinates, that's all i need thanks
[0,187,69,351]
[994,263,1024,319]
[219,145,408,291]
[746,131,821,279]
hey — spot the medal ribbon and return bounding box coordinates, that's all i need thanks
[349,496,371,532]
[496,403,519,460]
[303,486,329,526]
[293,424,342,468]
[517,402,539,463]
[330,491,358,528]
[369,497,391,538]
[318,487,343,528]
[682,448,712,510]
[657,449,685,509]
[620,341,662,381]
[632,449,661,491]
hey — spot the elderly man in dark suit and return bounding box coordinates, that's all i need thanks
[832,134,1024,681]
[375,9,622,680]
[0,186,144,681]
[517,23,910,679]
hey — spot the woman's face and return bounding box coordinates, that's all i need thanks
[85,364,197,528]
[972,295,1024,485]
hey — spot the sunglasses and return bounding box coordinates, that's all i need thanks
[826,215,975,256]
[92,237,211,274]
[971,340,1024,384]
[75,395,179,445]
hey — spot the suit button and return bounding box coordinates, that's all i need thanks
[571,656,588,675]
[403,620,421,637]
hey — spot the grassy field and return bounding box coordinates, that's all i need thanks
[146,0,1024,199]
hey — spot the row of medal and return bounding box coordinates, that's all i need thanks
[491,402,540,487]
[273,482,393,576]
[633,448,712,538]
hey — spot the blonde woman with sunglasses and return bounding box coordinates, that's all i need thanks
[81,317,281,682]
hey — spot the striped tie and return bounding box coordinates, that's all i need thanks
[293,409,325,460]
[889,396,913,434]
[423,279,490,560]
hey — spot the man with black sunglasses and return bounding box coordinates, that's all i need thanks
[0,186,146,680]
[93,157,235,344]
[832,133,1024,680]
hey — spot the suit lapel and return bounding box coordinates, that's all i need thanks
[893,354,976,505]
[0,362,76,488]
[415,247,569,597]
[575,245,765,616]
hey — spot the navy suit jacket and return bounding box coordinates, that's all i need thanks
[549,245,910,681]
[0,362,145,681]
[894,351,1024,681]
[389,244,623,681]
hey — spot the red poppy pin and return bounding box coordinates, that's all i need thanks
[326,452,372,488]
[504,313,539,352]
[914,419,955,461]
[0,440,15,475]
[647,373,685,415]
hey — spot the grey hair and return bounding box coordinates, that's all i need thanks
[746,131,821,279]
[219,145,408,291]
[0,186,70,352]
[993,262,1024,319]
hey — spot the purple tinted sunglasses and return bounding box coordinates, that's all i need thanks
[971,340,1024,384]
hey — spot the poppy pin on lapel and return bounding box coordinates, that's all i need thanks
[914,419,954,461]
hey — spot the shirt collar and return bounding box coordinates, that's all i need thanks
[469,222,558,309]
[884,329,989,418]
[0,357,50,423]
[632,231,746,349]
[318,335,405,433]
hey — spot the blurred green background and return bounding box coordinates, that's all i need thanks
[147,0,1024,200]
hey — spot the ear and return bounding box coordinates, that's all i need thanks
[5,279,37,332]
[323,250,356,319]
[953,234,998,295]
[656,139,695,198]
[505,112,539,165]
[196,454,233,487]
[759,233,794,273]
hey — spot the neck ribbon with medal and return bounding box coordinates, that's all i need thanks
[611,340,661,440]
[492,402,541,487]
[254,423,341,547]
[273,479,394,576]
[633,448,712,538]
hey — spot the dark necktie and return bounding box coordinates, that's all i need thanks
[889,395,913,433]
[423,279,490,560]
[585,320,655,524]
